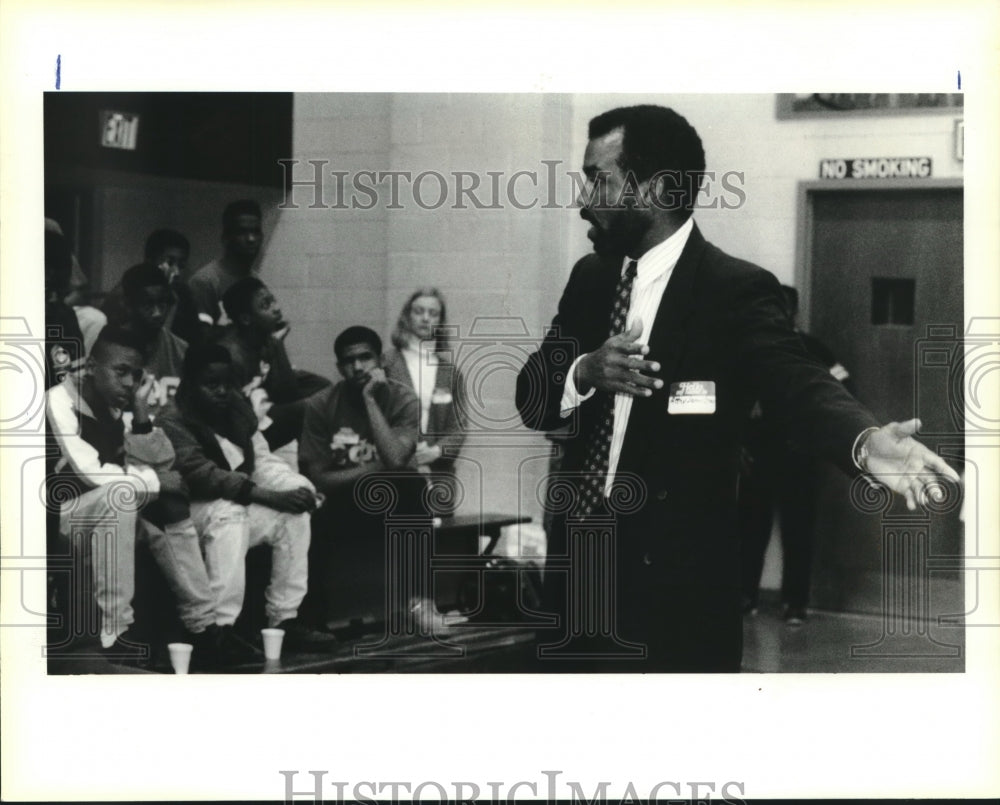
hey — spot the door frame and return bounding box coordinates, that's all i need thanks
[794,178,963,332]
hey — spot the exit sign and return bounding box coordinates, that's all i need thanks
[99,110,139,150]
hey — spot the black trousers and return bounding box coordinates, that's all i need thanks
[532,512,743,673]
[738,449,820,609]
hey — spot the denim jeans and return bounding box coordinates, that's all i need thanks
[189,499,310,628]
[61,481,216,647]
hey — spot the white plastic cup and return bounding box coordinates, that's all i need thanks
[167,642,193,674]
[261,628,285,660]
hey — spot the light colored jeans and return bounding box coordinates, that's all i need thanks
[189,499,310,627]
[61,482,216,648]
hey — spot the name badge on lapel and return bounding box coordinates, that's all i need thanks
[431,389,453,405]
[667,381,716,414]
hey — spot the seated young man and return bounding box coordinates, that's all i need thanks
[103,229,201,346]
[46,326,226,667]
[143,228,201,345]
[188,199,263,332]
[298,326,424,629]
[214,277,331,450]
[118,262,188,420]
[158,343,338,651]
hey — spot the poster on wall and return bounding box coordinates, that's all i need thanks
[778,92,964,117]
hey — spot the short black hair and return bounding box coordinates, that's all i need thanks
[335,326,382,361]
[588,105,706,217]
[121,263,170,304]
[222,276,267,324]
[222,200,262,236]
[143,229,190,261]
[181,342,233,382]
[91,325,147,362]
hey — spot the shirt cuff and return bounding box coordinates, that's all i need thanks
[559,354,597,417]
[852,426,880,472]
[829,363,850,382]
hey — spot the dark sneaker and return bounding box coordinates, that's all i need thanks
[741,596,759,616]
[784,605,807,626]
[189,624,263,670]
[277,619,339,652]
[101,628,153,669]
[187,624,223,671]
[216,625,265,665]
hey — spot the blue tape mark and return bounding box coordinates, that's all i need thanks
[55,54,61,89]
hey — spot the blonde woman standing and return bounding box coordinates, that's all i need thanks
[383,288,467,517]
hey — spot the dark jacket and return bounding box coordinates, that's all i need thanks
[157,390,260,504]
[515,223,878,671]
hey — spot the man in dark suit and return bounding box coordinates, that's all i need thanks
[515,104,960,673]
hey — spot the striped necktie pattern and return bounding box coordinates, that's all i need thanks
[573,259,638,517]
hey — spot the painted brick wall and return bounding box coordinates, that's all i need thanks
[269,93,575,519]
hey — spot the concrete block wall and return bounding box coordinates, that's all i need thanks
[384,93,572,520]
[263,94,393,383]
[268,93,576,519]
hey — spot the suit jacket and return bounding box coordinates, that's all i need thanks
[516,223,877,671]
[382,346,467,467]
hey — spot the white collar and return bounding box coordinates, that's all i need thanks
[625,216,694,284]
[403,337,438,361]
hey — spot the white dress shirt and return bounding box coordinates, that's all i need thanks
[560,217,694,494]
[402,339,439,434]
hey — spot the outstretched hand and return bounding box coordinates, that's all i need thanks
[863,419,961,511]
[575,318,664,397]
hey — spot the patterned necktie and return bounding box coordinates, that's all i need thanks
[574,259,638,517]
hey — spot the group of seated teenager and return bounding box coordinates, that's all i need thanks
[44,201,468,670]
